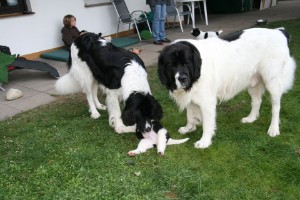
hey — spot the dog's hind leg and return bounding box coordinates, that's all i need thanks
[157,129,168,155]
[92,83,106,110]
[179,103,201,134]
[241,80,265,123]
[128,139,154,156]
[84,81,101,119]
[266,82,283,137]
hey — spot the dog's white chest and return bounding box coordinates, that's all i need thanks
[143,130,157,144]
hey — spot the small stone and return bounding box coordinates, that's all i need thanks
[6,88,23,101]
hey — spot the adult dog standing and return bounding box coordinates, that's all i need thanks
[55,32,162,134]
[158,28,296,148]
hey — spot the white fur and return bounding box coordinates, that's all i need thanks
[128,128,189,156]
[171,28,296,148]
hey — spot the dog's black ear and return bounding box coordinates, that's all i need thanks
[140,94,163,121]
[158,52,168,85]
[190,43,201,80]
[147,96,163,120]
[179,41,202,82]
[74,32,99,51]
[122,94,144,126]
[122,103,140,126]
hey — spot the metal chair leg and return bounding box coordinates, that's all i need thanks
[117,22,120,37]
[134,20,142,41]
[177,13,183,32]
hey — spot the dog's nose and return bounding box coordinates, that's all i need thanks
[145,127,151,133]
[178,74,188,83]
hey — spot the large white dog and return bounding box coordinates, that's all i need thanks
[158,27,296,149]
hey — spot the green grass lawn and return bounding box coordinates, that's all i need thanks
[1,19,300,200]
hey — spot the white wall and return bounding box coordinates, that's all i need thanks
[0,0,150,55]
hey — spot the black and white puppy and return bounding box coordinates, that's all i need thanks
[191,28,223,39]
[158,27,296,149]
[128,118,189,156]
[55,32,161,133]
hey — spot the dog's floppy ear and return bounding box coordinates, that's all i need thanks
[74,32,99,51]
[122,102,140,126]
[179,41,202,82]
[138,94,163,120]
[145,95,163,120]
[122,93,144,126]
[158,52,168,85]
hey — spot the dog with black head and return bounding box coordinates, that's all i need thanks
[158,27,296,149]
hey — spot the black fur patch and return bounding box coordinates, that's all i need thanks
[72,32,145,89]
[278,28,291,43]
[191,28,201,37]
[220,30,244,42]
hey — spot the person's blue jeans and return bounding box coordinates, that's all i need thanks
[152,4,166,41]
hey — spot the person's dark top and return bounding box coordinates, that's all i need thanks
[146,0,167,6]
[61,26,80,50]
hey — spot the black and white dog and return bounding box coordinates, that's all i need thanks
[128,118,189,156]
[191,28,223,39]
[55,32,161,134]
[158,27,296,149]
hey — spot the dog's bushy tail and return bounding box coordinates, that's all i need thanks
[167,138,189,145]
[55,73,81,94]
[282,57,297,93]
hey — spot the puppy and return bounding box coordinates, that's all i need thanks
[128,119,189,156]
[55,32,162,134]
[191,28,223,39]
[158,27,296,148]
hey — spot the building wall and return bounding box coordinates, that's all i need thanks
[0,0,150,56]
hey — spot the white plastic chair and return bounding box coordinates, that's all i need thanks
[193,0,208,25]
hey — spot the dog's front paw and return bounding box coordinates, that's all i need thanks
[91,112,100,119]
[194,138,212,149]
[115,125,135,134]
[96,103,106,110]
[241,116,257,123]
[267,126,280,137]
[178,126,196,134]
[115,127,124,134]
[128,150,139,156]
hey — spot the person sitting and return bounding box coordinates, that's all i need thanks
[61,14,86,50]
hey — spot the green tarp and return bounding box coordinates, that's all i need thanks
[0,52,15,84]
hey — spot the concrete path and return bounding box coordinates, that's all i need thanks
[1,0,299,121]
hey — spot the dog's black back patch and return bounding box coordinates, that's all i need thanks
[73,32,145,89]
[278,28,291,43]
[204,32,208,39]
[220,30,244,42]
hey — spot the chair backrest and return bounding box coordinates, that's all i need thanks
[167,0,175,7]
[111,0,132,23]
[166,0,177,15]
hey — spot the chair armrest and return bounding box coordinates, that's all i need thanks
[177,4,191,11]
[131,10,148,20]
[166,6,180,14]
